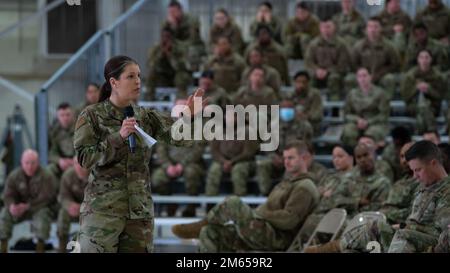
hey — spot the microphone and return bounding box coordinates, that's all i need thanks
[124,106,136,153]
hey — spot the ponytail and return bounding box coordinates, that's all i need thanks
[99,81,112,102]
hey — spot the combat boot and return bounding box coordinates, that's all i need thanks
[35,239,46,253]
[303,240,341,253]
[0,239,8,253]
[172,219,208,239]
[181,204,197,217]
[58,236,68,253]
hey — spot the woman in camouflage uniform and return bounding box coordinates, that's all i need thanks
[74,55,204,252]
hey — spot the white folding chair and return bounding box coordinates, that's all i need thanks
[288,208,347,252]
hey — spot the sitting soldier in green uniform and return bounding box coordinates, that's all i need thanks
[172,141,320,252]
[380,142,420,225]
[209,8,245,56]
[73,83,100,120]
[346,17,401,99]
[242,48,282,98]
[414,0,450,46]
[48,103,76,187]
[294,144,355,249]
[204,36,246,94]
[306,141,450,253]
[245,24,290,86]
[342,68,389,147]
[400,49,446,134]
[0,150,56,253]
[145,27,192,100]
[358,135,394,183]
[381,126,412,181]
[57,156,88,253]
[304,16,351,100]
[204,112,260,197]
[162,0,206,71]
[248,2,283,45]
[332,0,365,48]
[283,2,320,59]
[376,0,412,53]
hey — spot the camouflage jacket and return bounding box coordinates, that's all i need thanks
[380,173,419,224]
[344,86,389,127]
[232,85,278,108]
[3,166,56,213]
[283,15,320,43]
[351,37,400,82]
[332,10,365,42]
[304,36,351,75]
[161,13,202,44]
[245,41,290,85]
[403,38,449,72]
[283,87,324,131]
[415,2,450,41]
[209,21,245,54]
[315,170,355,214]
[256,172,320,234]
[74,99,191,219]
[241,64,282,97]
[405,177,450,238]
[204,53,246,93]
[377,9,412,39]
[49,123,75,167]
[58,167,88,211]
[249,16,284,44]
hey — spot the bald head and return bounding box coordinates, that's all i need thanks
[21,149,39,177]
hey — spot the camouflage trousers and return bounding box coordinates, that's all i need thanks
[312,72,344,101]
[151,163,204,195]
[0,207,53,241]
[199,196,292,252]
[342,123,388,147]
[205,161,254,196]
[78,212,153,253]
[340,219,438,253]
[434,228,450,253]
[345,73,398,100]
[57,208,78,238]
[256,158,284,196]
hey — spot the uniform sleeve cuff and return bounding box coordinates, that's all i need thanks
[108,132,126,149]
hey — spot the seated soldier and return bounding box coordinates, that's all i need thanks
[57,156,88,253]
[151,99,206,217]
[198,70,231,111]
[304,16,351,100]
[283,2,320,59]
[248,1,283,45]
[346,17,401,99]
[209,8,245,55]
[358,135,394,183]
[341,143,391,217]
[403,22,449,72]
[306,141,450,253]
[0,150,56,253]
[205,112,259,196]
[245,24,290,85]
[380,142,420,225]
[204,36,246,94]
[342,68,389,147]
[242,48,282,98]
[294,144,355,249]
[376,0,412,53]
[381,126,412,181]
[233,66,278,108]
[145,27,192,100]
[332,0,365,48]
[400,49,446,134]
[171,141,320,252]
[256,101,315,195]
[414,0,450,46]
[283,71,323,136]
[162,0,206,71]
[48,103,76,189]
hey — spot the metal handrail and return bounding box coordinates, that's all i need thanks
[40,30,105,92]
[0,0,66,39]
[106,0,150,33]
[0,76,33,101]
